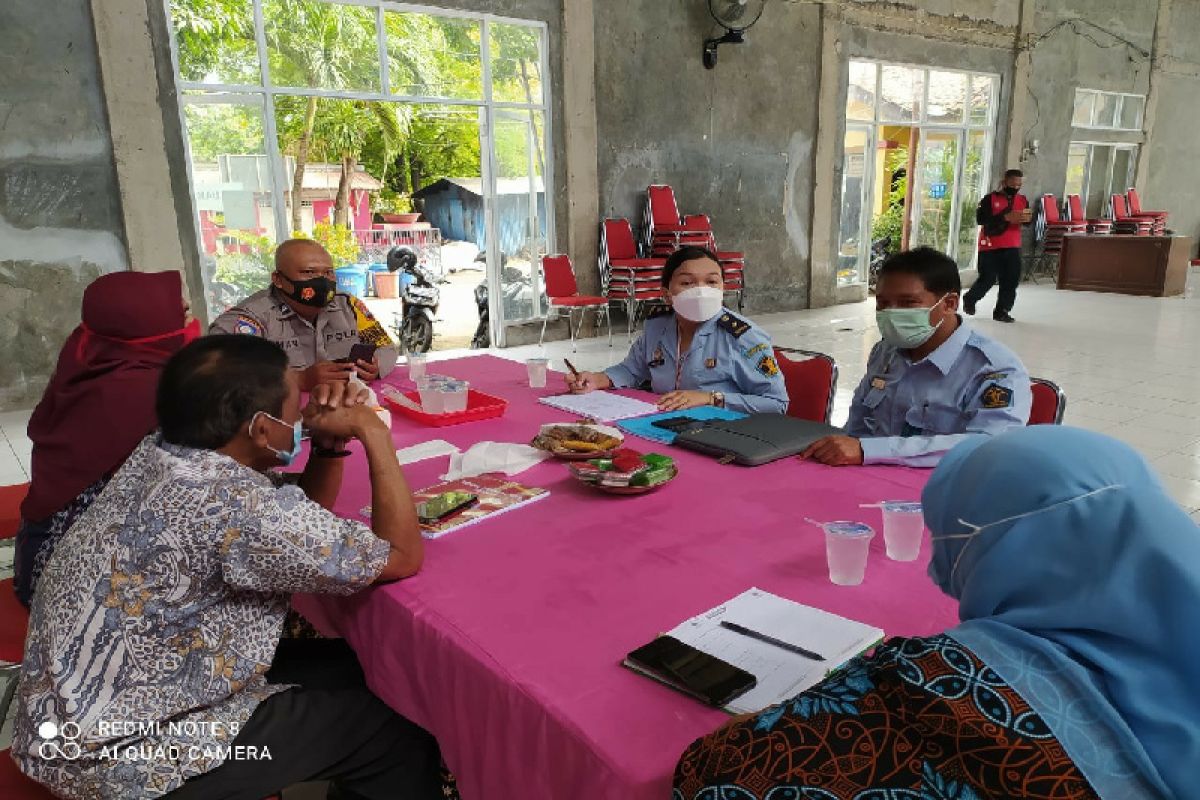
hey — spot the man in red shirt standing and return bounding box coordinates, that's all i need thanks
[964,169,1032,323]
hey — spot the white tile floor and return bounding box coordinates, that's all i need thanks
[3,274,1200,525]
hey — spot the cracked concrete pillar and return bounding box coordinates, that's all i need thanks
[562,0,601,294]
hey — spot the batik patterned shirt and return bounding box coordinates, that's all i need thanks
[10,435,391,799]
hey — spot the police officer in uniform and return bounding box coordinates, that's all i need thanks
[803,247,1030,468]
[567,246,788,414]
[210,239,398,390]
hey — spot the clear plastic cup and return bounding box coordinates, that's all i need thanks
[526,357,549,389]
[880,501,925,562]
[822,521,875,586]
[408,353,428,382]
[417,374,450,414]
[440,380,469,413]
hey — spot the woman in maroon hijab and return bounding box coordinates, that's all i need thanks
[14,270,199,607]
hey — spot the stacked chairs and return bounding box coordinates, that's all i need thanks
[1066,194,1113,234]
[643,185,712,257]
[1111,194,1155,235]
[1126,188,1168,235]
[1038,194,1085,256]
[674,213,747,310]
[600,218,668,339]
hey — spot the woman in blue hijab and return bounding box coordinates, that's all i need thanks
[675,426,1195,798]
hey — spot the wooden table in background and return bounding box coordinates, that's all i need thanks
[1057,234,1192,297]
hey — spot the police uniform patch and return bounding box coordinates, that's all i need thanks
[705,358,717,369]
[717,312,751,338]
[742,342,769,360]
[350,295,378,321]
[649,346,666,368]
[980,382,1014,409]
[871,377,888,390]
[983,371,1008,381]
[233,315,262,336]
[757,354,780,378]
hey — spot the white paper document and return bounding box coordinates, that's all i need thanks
[670,587,884,714]
[395,440,460,465]
[538,392,659,422]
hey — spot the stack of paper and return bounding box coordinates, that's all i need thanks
[538,392,660,422]
[668,587,884,714]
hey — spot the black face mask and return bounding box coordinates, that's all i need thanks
[279,274,335,307]
[1003,186,1019,197]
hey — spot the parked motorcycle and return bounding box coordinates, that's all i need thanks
[387,246,440,353]
[470,256,532,350]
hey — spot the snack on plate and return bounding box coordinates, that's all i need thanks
[531,423,624,455]
[569,448,677,490]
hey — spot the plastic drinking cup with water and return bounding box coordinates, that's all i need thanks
[822,521,875,586]
[526,358,549,389]
[408,353,428,382]
[440,380,470,413]
[880,501,925,561]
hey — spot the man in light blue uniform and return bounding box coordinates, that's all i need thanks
[567,246,788,415]
[804,247,1030,468]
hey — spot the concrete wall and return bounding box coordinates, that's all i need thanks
[0,0,128,411]
[594,0,823,314]
[1143,0,1200,244]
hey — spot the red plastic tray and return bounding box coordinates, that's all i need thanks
[383,388,509,427]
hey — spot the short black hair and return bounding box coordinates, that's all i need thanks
[1004,169,1024,180]
[662,245,723,287]
[157,335,291,449]
[876,246,961,295]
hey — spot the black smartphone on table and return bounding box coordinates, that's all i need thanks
[417,491,478,524]
[624,635,756,707]
[651,416,703,433]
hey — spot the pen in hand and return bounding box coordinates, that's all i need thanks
[720,620,825,662]
[564,359,580,379]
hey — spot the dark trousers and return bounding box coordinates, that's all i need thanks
[164,639,443,800]
[965,248,1021,314]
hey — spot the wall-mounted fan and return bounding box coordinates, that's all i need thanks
[703,0,767,69]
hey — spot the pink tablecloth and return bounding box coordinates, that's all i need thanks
[294,354,958,800]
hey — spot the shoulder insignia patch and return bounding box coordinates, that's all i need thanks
[718,312,751,338]
[742,342,769,360]
[233,315,263,336]
[980,382,1014,409]
[757,354,780,378]
[349,294,377,321]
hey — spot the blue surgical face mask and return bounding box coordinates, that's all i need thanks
[876,293,950,349]
[250,411,303,466]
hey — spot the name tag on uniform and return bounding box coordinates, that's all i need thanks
[649,346,665,368]
[871,376,888,390]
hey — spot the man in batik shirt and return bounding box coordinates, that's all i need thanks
[11,335,439,800]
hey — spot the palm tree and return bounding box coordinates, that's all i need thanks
[312,101,407,227]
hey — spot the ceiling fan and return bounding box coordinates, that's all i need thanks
[703,0,767,69]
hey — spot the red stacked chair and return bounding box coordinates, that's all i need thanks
[1039,194,1085,257]
[600,219,668,338]
[539,255,612,351]
[1125,188,1167,235]
[1111,194,1154,236]
[1066,194,1112,234]
[643,185,711,257]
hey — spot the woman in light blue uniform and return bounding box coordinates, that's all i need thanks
[567,247,787,414]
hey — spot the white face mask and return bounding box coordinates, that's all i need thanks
[671,286,724,323]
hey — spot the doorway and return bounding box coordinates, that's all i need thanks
[838,60,998,286]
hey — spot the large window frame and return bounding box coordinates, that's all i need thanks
[164,0,554,340]
[1064,141,1139,219]
[1072,89,1145,131]
[840,59,999,283]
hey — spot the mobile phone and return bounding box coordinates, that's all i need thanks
[625,635,756,707]
[652,416,702,433]
[348,342,377,364]
[417,491,478,524]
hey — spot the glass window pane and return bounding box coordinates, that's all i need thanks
[956,130,988,269]
[170,0,259,85]
[1064,143,1088,200]
[1085,145,1113,218]
[490,23,543,105]
[1072,90,1095,126]
[915,131,959,252]
[838,128,871,284]
[386,12,482,99]
[182,97,279,321]
[880,65,923,122]
[1093,93,1119,128]
[1119,95,1144,130]
[926,71,966,125]
[1111,148,1135,196]
[968,75,995,126]
[846,61,877,121]
[264,0,380,92]
[493,108,548,319]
